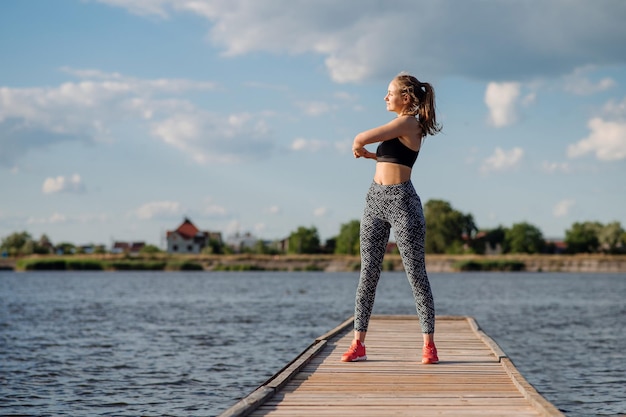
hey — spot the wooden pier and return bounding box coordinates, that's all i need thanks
[219,316,564,417]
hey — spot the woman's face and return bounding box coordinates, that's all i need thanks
[385,81,407,114]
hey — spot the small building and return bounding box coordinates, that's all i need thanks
[78,244,95,254]
[166,218,222,254]
[226,232,258,253]
[111,241,145,255]
[545,238,567,254]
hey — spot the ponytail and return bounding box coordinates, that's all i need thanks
[394,73,442,138]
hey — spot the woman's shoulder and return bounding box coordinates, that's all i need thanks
[395,115,421,135]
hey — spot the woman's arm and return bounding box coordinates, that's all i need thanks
[352,117,412,159]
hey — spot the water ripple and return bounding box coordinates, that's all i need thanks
[1,271,624,417]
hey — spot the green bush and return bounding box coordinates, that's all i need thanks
[18,259,67,270]
[298,263,323,271]
[213,263,265,271]
[107,261,166,271]
[454,259,525,272]
[167,261,204,271]
[454,260,482,271]
[67,260,103,270]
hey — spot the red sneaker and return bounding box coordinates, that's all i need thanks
[422,344,439,364]
[341,340,367,362]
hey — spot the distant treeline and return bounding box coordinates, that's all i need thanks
[2,198,625,258]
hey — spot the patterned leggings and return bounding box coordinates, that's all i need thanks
[354,180,435,334]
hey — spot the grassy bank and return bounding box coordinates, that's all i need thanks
[15,257,203,272]
[2,253,625,273]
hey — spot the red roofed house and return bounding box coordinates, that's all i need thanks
[166,218,222,254]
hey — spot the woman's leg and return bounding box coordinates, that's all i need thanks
[354,209,390,334]
[342,195,390,362]
[390,185,438,363]
[389,185,435,335]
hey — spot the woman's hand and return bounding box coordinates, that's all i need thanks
[353,146,367,158]
[353,146,377,160]
[362,150,377,160]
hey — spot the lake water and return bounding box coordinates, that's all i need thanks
[1,271,624,417]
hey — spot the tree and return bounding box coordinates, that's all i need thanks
[34,234,53,254]
[565,221,602,253]
[1,231,34,256]
[335,220,360,255]
[467,226,506,255]
[93,245,107,254]
[504,222,545,254]
[484,226,507,254]
[56,242,76,255]
[323,237,337,254]
[252,240,279,255]
[598,221,624,254]
[201,238,226,255]
[288,226,321,254]
[140,244,162,254]
[424,200,477,254]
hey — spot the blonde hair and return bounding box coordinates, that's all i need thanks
[394,72,442,138]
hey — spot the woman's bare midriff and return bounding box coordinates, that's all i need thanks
[373,162,412,185]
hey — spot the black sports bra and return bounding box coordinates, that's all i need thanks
[376,138,419,168]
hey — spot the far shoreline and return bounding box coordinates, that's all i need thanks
[1,253,626,273]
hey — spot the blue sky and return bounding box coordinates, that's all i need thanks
[1,0,625,248]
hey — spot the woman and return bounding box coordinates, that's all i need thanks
[342,72,442,364]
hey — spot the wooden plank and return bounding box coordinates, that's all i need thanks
[218,387,274,417]
[218,316,565,417]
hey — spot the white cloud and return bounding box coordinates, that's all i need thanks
[603,98,626,118]
[42,174,85,194]
[0,68,273,166]
[267,206,281,215]
[567,118,626,161]
[134,201,181,220]
[481,147,524,173]
[485,82,521,127]
[0,68,219,166]
[521,92,536,106]
[334,91,357,101]
[254,223,266,234]
[22,212,109,228]
[291,138,307,151]
[244,81,289,94]
[334,140,351,154]
[202,202,228,217]
[151,114,202,156]
[27,212,67,225]
[291,138,326,152]
[563,67,616,95]
[297,101,333,116]
[91,0,172,18]
[94,1,626,83]
[224,220,242,236]
[75,213,110,224]
[553,199,575,218]
[150,111,274,164]
[541,161,570,174]
[314,206,328,217]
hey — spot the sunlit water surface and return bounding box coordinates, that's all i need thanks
[1,271,624,417]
